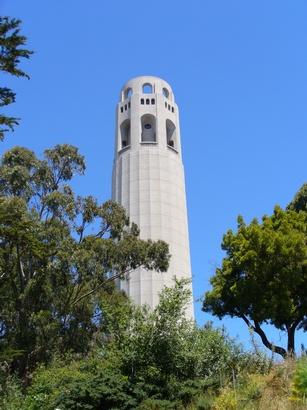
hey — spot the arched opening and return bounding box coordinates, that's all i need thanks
[142,83,153,94]
[166,119,177,150]
[120,119,131,149]
[141,114,156,142]
[124,87,133,99]
[163,87,169,98]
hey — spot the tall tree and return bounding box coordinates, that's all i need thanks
[203,191,307,358]
[0,16,32,140]
[0,144,170,377]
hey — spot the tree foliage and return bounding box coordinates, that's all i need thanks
[0,144,170,377]
[203,186,307,358]
[0,16,32,140]
[287,183,307,212]
[104,279,232,384]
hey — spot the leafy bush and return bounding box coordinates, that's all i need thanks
[23,362,88,409]
[292,357,307,403]
[102,279,244,391]
[21,358,140,410]
[187,392,215,410]
[0,374,24,410]
[212,387,237,410]
[137,398,181,409]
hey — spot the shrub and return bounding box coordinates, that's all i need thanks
[0,374,24,410]
[292,357,307,403]
[235,373,265,409]
[212,387,237,410]
[187,392,215,410]
[22,358,139,410]
[137,398,181,409]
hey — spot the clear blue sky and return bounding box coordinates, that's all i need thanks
[1,0,306,352]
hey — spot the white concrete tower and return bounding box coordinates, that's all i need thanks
[112,76,194,318]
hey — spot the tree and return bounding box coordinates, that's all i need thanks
[287,183,307,212]
[0,16,32,140]
[203,191,307,358]
[0,144,170,377]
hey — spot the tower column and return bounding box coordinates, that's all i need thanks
[112,76,194,318]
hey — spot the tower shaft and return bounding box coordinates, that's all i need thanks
[112,76,193,317]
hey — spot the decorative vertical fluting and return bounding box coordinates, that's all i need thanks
[112,76,194,318]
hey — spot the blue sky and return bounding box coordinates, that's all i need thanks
[1,0,306,352]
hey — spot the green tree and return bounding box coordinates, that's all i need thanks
[0,144,169,377]
[0,16,32,140]
[203,193,307,358]
[287,183,307,212]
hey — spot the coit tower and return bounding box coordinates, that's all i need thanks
[112,76,194,318]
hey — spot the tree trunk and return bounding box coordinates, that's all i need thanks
[287,321,300,357]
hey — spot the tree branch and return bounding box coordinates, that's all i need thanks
[0,271,7,280]
[240,314,287,358]
[72,269,131,306]
[16,243,25,290]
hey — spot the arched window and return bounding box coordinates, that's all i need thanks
[124,88,133,99]
[141,114,156,142]
[120,119,131,149]
[166,119,177,150]
[163,87,169,98]
[142,83,153,94]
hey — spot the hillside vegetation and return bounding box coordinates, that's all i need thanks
[1,279,307,409]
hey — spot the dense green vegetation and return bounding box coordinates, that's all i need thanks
[0,278,273,409]
[0,144,169,378]
[0,16,307,409]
